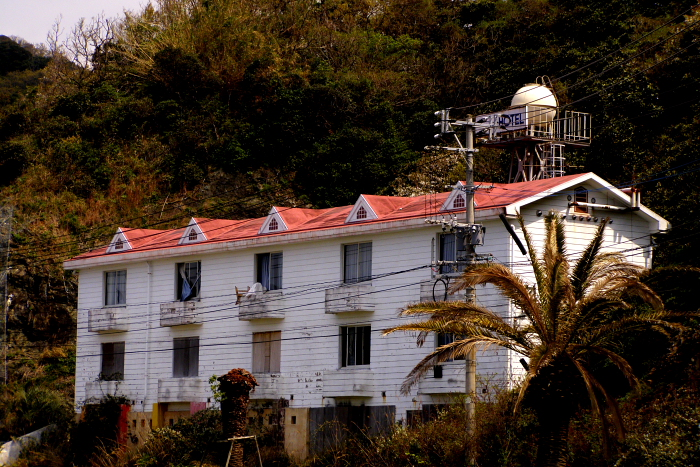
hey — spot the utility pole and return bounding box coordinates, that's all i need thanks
[463,116,477,430]
[430,111,487,433]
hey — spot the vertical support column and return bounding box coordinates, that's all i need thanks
[464,117,477,431]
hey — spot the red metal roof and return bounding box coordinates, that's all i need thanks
[68,174,590,261]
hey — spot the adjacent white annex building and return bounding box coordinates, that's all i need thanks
[64,172,669,458]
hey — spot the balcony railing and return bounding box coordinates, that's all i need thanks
[160,301,199,326]
[88,307,128,332]
[323,368,374,397]
[157,377,208,402]
[238,291,285,320]
[325,283,375,313]
[84,380,125,402]
[249,374,286,400]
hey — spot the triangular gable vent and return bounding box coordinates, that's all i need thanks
[179,219,207,245]
[346,195,378,223]
[259,207,288,234]
[106,228,133,254]
[441,184,477,212]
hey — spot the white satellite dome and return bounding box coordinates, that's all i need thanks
[511,83,558,108]
[511,83,558,127]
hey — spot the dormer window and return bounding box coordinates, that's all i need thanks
[106,228,132,254]
[179,219,207,245]
[453,195,465,209]
[259,208,288,235]
[345,196,378,223]
[574,187,588,213]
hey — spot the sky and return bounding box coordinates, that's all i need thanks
[0,0,147,47]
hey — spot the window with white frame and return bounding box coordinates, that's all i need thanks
[340,325,371,367]
[100,342,125,380]
[256,253,283,291]
[177,262,201,301]
[252,331,281,373]
[105,270,127,306]
[173,337,199,377]
[344,242,372,284]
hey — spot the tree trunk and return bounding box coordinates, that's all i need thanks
[536,414,570,467]
[218,369,257,467]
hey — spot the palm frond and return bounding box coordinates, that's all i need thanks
[584,345,639,388]
[399,335,520,394]
[518,212,546,295]
[571,218,608,300]
[450,263,548,339]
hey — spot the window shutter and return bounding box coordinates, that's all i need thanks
[270,331,281,373]
[252,332,266,373]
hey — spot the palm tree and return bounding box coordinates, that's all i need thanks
[385,213,690,466]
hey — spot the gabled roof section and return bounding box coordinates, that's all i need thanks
[106,228,132,254]
[179,218,207,245]
[259,207,289,235]
[441,182,473,212]
[346,195,378,223]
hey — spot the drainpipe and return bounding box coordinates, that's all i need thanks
[145,261,152,412]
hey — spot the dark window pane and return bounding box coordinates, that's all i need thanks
[105,270,126,306]
[101,342,125,380]
[270,253,283,290]
[340,326,371,367]
[173,337,199,377]
[344,244,359,283]
[178,262,201,301]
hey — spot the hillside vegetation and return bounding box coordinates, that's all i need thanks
[0,0,699,459]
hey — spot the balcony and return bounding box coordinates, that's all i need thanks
[158,377,208,403]
[417,363,466,395]
[84,380,126,402]
[238,291,285,320]
[419,278,467,303]
[88,307,128,332]
[160,301,199,327]
[325,283,375,313]
[323,368,374,397]
[249,374,286,400]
